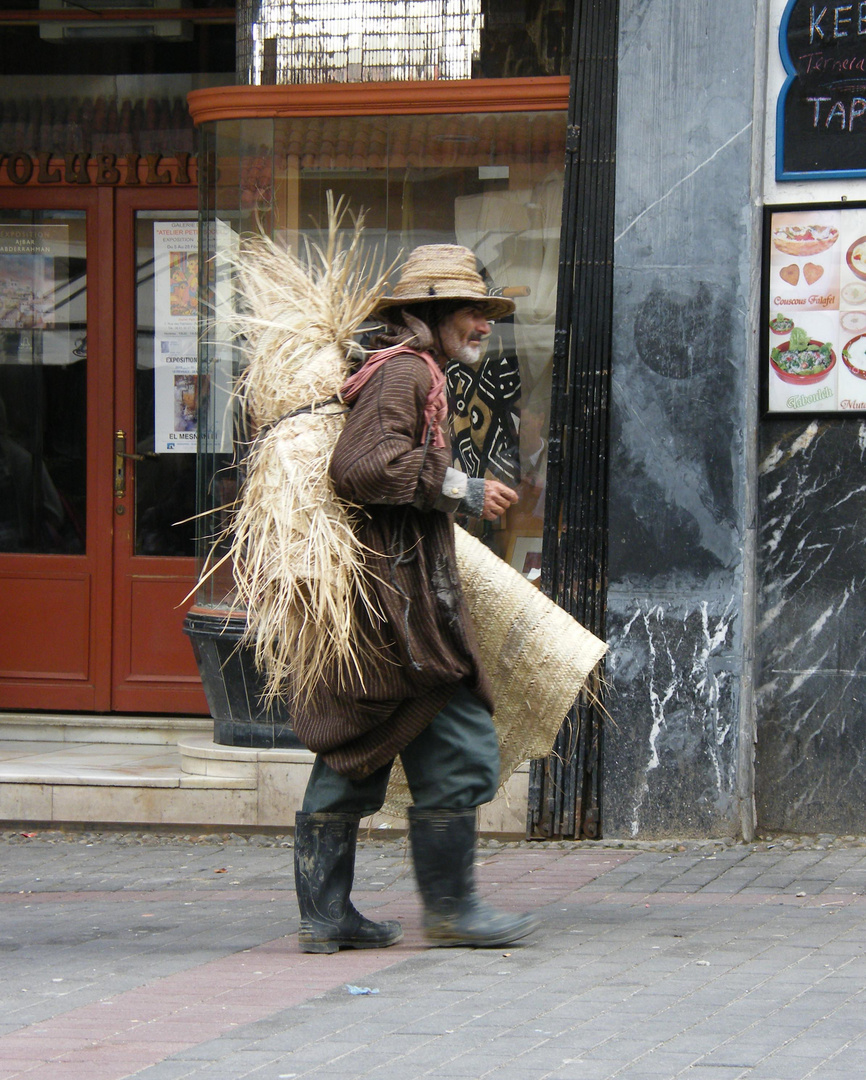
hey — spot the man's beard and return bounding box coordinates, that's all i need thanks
[452,339,486,365]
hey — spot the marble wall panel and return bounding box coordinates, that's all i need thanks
[755,418,866,834]
[604,586,743,838]
[604,0,756,836]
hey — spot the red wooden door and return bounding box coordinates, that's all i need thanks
[109,189,207,713]
[0,187,113,710]
[0,184,207,715]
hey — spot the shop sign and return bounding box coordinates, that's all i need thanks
[777,0,866,179]
[762,202,866,413]
[0,151,194,186]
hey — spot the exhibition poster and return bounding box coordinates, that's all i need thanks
[153,222,199,453]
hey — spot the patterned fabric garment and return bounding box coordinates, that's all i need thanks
[447,352,522,485]
[291,350,493,780]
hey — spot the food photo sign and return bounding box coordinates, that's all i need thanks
[763,203,866,414]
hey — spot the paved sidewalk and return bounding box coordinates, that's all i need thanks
[1,829,866,1080]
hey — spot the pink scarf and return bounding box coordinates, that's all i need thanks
[339,344,447,449]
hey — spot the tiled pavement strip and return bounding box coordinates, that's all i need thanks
[1,831,866,1080]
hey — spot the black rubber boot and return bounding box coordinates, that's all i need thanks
[294,811,403,954]
[407,807,537,947]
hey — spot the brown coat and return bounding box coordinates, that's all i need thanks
[291,350,493,779]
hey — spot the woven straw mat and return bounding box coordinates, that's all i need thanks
[383,524,608,816]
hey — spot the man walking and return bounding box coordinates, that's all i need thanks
[292,244,537,953]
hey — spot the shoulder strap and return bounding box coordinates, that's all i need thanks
[340,346,447,448]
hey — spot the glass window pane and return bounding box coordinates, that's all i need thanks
[197,107,564,601]
[287,111,562,566]
[0,209,86,555]
[134,211,198,557]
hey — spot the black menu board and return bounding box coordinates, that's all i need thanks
[778,0,866,179]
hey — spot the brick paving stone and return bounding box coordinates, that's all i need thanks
[5,831,866,1078]
[744,1061,826,1080]
[665,1069,749,1080]
[616,1056,711,1079]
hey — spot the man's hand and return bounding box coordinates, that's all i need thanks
[481,479,519,521]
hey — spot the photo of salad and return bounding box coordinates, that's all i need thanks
[770,326,836,385]
[769,313,794,335]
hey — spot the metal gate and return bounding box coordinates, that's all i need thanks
[528,0,619,840]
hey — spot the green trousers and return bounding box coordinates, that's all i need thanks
[302,684,500,815]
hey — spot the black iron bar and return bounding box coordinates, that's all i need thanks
[532,0,618,839]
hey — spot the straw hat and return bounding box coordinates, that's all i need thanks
[372,244,516,321]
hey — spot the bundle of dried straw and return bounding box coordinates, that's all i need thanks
[200,197,391,705]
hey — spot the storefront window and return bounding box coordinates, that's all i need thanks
[196,107,565,604]
[0,209,86,555]
[134,210,198,556]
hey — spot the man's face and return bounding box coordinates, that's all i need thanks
[437,305,492,365]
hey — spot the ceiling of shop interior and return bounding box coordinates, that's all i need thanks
[0,2,237,76]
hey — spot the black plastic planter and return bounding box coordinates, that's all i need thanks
[183,607,304,750]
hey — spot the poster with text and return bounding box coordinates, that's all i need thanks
[0,224,75,366]
[766,206,866,414]
[153,222,199,453]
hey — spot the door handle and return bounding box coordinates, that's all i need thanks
[115,430,159,498]
[114,430,127,498]
[121,450,160,462]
